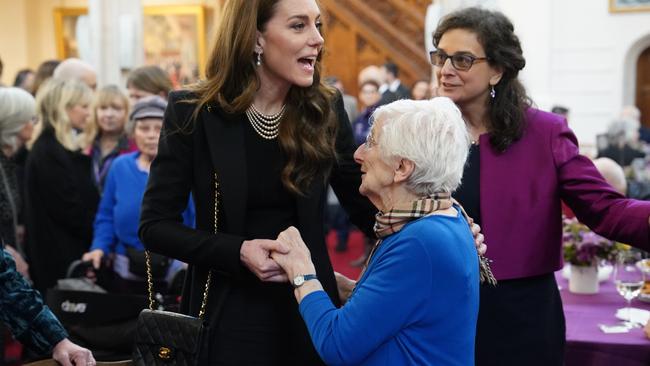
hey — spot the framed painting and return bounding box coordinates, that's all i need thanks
[609,0,650,13]
[53,7,88,61]
[142,5,208,83]
[53,5,208,82]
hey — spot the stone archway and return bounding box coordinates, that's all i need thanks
[622,34,650,125]
[637,46,650,126]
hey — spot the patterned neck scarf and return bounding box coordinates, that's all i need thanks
[368,193,497,285]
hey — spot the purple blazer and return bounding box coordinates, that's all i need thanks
[479,108,650,280]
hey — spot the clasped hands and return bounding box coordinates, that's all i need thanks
[240,223,487,302]
[240,227,355,303]
[239,226,312,283]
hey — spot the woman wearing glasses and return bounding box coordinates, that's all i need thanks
[431,7,650,366]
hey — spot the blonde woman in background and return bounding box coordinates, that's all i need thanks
[25,78,99,294]
[85,85,136,192]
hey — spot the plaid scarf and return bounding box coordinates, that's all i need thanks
[369,193,497,285]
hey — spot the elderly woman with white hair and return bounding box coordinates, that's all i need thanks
[0,87,36,274]
[271,97,491,366]
[0,89,35,239]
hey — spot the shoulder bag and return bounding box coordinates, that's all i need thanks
[132,173,218,366]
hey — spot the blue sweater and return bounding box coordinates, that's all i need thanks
[90,152,195,255]
[300,209,479,366]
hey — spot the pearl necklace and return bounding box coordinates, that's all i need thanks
[245,104,285,140]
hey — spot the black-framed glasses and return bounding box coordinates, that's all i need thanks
[429,50,488,71]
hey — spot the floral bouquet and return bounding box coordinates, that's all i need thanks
[562,216,620,266]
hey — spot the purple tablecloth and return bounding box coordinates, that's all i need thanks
[556,271,650,366]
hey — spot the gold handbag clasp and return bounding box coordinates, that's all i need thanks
[158,346,173,360]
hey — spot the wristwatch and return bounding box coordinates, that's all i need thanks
[292,274,318,288]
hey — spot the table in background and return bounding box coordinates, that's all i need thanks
[556,272,650,366]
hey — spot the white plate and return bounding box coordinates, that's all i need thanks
[561,264,613,282]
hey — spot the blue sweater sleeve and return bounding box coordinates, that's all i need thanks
[0,249,67,354]
[90,162,119,253]
[182,193,196,229]
[299,234,431,365]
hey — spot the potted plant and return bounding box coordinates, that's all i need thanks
[562,216,620,294]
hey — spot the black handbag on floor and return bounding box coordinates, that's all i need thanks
[132,174,218,366]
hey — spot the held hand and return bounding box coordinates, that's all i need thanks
[240,239,289,282]
[334,271,356,304]
[272,226,315,280]
[81,249,104,270]
[645,319,650,339]
[470,223,487,256]
[52,338,95,366]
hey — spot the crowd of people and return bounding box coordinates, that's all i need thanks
[1,1,650,365]
[0,54,194,363]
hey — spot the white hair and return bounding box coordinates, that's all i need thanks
[593,157,627,195]
[53,58,96,86]
[372,97,470,195]
[607,118,639,143]
[0,87,36,151]
[620,105,640,122]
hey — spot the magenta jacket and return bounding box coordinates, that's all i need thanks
[479,108,650,280]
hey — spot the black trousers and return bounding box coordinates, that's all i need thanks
[476,273,566,366]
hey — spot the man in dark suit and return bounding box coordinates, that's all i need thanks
[380,62,411,101]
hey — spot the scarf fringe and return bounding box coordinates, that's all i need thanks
[479,256,497,285]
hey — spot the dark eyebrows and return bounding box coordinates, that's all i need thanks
[287,14,321,22]
[436,48,479,56]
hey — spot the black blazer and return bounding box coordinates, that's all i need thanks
[139,91,376,322]
[25,128,99,293]
[394,82,411,100]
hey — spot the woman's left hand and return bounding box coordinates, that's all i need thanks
[271,226,316,280]
[471,223,487,256]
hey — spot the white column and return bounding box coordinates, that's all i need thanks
[88,0,144,87]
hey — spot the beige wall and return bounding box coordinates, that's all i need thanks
[0,0,220,85]
[0,0,29,85]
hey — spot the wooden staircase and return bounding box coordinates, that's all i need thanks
[320,0,432,98]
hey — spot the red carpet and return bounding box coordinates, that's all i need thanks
[3,329,22,365]
[325,229,366,280]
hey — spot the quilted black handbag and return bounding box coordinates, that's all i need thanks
[132,174,218,366]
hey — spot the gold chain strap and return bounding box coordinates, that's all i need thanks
[145,173,219,319]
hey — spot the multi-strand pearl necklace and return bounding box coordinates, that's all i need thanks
[245,104,285,140]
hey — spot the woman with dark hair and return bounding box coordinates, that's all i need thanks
[125,65,173,105]
[32,60,60,96]
[432,7,650,366]
[13,69,35,94]
[138,0,376,364]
